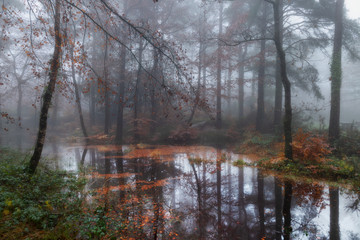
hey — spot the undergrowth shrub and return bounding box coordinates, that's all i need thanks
[0,148,86,239]
[291,129,332,165]
[168,126,198,144]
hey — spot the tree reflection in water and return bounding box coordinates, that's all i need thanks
[76,145,360,239]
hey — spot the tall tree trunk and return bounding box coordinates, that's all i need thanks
[134,39,144,143]
[273,0,283,132]
[238,45,246,122]
[115,0,128,144]
[150,48,159,130]
[115,44,126,144]
[89,77,96,126]
[202,54,207,99]
[227,60,232,117]
[89,39,97,127]
[329,0,344,143]
[216,0,223,129]
[256,3,266,132]
[104,35,110,134]
[272,0,293,160]
[17,82,23,150]
[28,0,62,174]
[70,45,88,139]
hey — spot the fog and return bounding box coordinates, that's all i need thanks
[0,0,359,149]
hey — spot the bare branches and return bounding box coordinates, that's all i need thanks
[215,36,274,47]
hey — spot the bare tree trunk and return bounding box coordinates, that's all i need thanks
[329,0,344,143]
[104,35,110,134]
[89,77,96,126]
[17,82,23,150]
[273,0,283,132]
[70,45,88,139]
[216,0,223,129]
[150,48,159,131]
[238,45,246,122]
[202,56,207,99]
[28,0,62,174]
[89,39,97,127]
[272,0,293,160]
[115,44,126,144]
[226,60,232,117]
[134,39,144,143]
[256,3,266,132]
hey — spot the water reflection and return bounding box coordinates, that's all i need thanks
[58,145,360,239]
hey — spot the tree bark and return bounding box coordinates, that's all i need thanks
[273,0,283,132]
[70,45,88,139]
[272,0,293,160]
[150,48,159,130]
[28,0,62,174]
[115,0,128,144]
[238,45,246,122]
[226,60,232,116]
[17,82,23,150]
[256,3,266,132]
[104,34,110,134]
[134,39,144,143]
[115,44,126,144]
[329,0,344,143]
[216,0,223,129]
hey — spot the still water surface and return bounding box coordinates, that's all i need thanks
[49,144,360,239]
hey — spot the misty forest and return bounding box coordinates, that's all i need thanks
[1,0,360,239]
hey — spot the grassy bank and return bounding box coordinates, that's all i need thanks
[234,130,360,191]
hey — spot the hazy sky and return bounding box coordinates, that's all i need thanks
[346,0,360,19]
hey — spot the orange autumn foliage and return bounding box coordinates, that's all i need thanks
[291,129,332,165]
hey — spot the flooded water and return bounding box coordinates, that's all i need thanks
[52,144,360,240]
